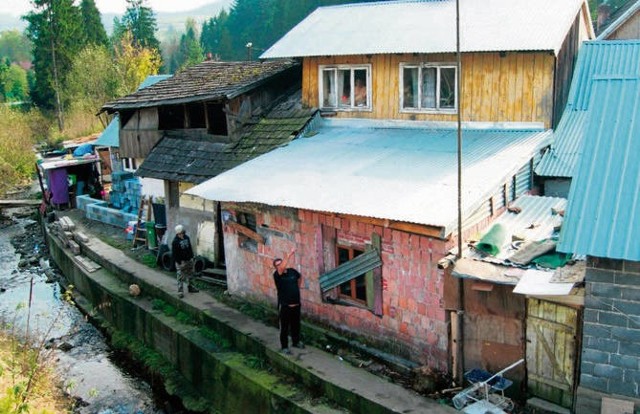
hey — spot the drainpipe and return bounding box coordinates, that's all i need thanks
[455,0,465,384]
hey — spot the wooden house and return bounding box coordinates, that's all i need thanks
[186,0,595,394]
[100,60,312,265]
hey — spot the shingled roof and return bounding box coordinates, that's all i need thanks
[135,96,317,184]
[101,59,299,112]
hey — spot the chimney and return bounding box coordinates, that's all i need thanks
[597,2,611,33]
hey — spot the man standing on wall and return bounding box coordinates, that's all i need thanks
[273,248,304,355]
[172,224,198,298]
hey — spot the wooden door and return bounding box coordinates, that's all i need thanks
[526,299,579,408]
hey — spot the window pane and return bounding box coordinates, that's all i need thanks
[402,67,419,109]
[354,69,367,107]
[422,67,436,108]
[322,69,336,107]
[355,275,366,300]
[339,69,351,108]
[440,67,456,109]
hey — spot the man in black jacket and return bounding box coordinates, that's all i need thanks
[172,224,198,298]
[273,247,304,354]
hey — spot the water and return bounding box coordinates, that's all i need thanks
[0,219,166,414]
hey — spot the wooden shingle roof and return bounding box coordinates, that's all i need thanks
[136,97,316,184]
[101,59,299,112]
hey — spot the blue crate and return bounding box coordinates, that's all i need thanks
[464,369,512,391]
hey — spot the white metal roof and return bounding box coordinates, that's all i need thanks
[261,0,591,59]
[187,119,551,235]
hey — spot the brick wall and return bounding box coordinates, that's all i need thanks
[580,256,640,399]
[222,203,450,370]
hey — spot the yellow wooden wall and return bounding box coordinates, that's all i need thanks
[302,52,555,128]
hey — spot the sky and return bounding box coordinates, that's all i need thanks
[0,0,218,17]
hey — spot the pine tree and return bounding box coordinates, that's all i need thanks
[118,0,161,52]
[80,0,109,47]
[174,19,204,71]
[24,0,83,129]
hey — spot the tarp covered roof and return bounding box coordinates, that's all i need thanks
[187,119,551,235]
[261,0,592,59]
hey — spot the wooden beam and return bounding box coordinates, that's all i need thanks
[226,220,265,244]
[333,213,446,239]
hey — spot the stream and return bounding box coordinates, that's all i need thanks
[0,211,169,414]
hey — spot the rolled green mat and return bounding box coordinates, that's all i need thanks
[475,223,507,256]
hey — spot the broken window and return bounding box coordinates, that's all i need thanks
[400,63,457,112]
[206,103,228,136]
[320,65,371,110]
[338,247,367,303]
[236,212,258,251]
[318,231,383,316]
[158,105,185,129]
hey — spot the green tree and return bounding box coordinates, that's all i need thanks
[1,62,29,102]
[24,0,83,130]
[113,31,162,96]
[80,0,109,47]
[115,0,161,52]
[63,44,118,127]
[201,9,232,60]
[173,19,203,71]
[0,30,32,63]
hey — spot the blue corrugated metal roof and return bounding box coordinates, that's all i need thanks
[187,119,551,235]
[261,0,591,59]
[537,40,640,177]
[94,75,172,148]
[558,78,640,261]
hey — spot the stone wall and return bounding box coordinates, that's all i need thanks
[576,256,640,413]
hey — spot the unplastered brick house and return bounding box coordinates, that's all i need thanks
[188,0,594,388]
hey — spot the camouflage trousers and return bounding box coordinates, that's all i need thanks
[176,259,194,293]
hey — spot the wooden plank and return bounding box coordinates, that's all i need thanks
[225,220,265,244]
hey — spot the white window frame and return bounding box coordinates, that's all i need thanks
[122,157,137,172]
[318,64,372,111]
[399,63,457,113]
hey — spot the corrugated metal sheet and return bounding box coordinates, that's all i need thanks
[187,118,551,235]
[261,0,588,59]
[558,78,640,261]
[319,249,381,292]
[536,40,640,178]
[453,195,568,284]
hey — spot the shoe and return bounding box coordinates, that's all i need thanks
[188,286,199,293]
[178,292,184,298]
[293,342,305,349]
[281,348,292,355]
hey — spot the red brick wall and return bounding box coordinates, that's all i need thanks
[222,203,450,370]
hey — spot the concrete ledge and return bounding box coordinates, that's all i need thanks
[48,222,456,414]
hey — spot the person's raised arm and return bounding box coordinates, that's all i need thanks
[280,247,296,269]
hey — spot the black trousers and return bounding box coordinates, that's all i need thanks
[279,304,301,349]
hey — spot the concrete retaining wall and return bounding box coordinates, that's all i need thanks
[46,230,332,414]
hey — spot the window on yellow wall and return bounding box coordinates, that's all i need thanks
[337,246,367,303]
[319,65,371,111]
[401,63,457,112]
